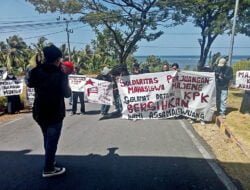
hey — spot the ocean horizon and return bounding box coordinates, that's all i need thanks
[135,55,250,69]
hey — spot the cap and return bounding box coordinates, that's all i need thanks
[63,61,74,68]
[101,66,111,75]
[43,45,62,63]
[218,58,226,67]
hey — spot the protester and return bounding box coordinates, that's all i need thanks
[71,66,85,115]
[28,44,71,177]
[6,73,22,114]
[171,63,179,71]
[142,65,150,73]
[110,64,129,116]
[25,53,43,86]
[162,63,170,72]
[214,58,233,118]
[131,63,141,75]
[96,66,112,115]
[240,90,250,114]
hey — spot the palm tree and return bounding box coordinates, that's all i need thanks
[4,35,32,74]
[32,37,48,54]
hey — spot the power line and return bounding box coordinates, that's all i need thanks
[0,19,59,25]
[22,24,89,40]
[23,30,65,40]
[0,22,86,34]
[0,20,80,30]
[0,8,179,29]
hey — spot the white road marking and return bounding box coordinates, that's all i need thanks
[179,120,238,190]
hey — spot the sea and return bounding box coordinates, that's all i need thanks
[135,55,250,70]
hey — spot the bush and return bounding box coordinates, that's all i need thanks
[232,60,250,78]
[0,96,7,112]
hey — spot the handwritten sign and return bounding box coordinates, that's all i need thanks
[27,87,35,105]
[117,71,216,121]
[0,80,23,96]
[69,75,86,92]
[236,71,250,90]
[85,78,113,105]
[0,68,7,80]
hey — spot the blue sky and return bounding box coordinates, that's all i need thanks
[0,0,250,56]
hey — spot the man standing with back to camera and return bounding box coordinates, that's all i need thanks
[28,45,71,177]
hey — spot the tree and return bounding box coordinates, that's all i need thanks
[0,41,8,68]
[144,55,163,72]
[1,35,32,74]
[27,0,185,64]
[32,37,48,53]
[169,0,249,70]
[238,0,250,37]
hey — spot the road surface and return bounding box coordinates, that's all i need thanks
[0,102,237,190]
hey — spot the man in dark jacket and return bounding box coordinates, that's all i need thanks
[214,58,233,118]
[28,45,71,177]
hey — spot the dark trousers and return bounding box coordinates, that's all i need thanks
[72,91,85,113]
[7,95,21,114]
[40,122,63,171]
[101,104,110,114]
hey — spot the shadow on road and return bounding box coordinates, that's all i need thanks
[0,148,244,190]
[99,112,122,120]
[84,110,101,115]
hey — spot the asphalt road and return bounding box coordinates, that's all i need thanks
[0,102,237,190]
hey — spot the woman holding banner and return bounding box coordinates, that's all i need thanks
[96,66,112,115]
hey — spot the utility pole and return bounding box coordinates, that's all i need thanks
[57,16,73,61]
[228,0,240,66]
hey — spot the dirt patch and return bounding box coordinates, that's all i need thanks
[193,122,250,190]
[0,109,31,124]
[0,114,23,124]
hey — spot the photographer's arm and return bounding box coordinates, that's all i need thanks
[61,73,71,98]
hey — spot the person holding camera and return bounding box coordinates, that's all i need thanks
[214,58,233,118]
[28,45,71,177]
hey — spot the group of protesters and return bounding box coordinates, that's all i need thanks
[2,46,235,122]
[0,44,245,178]
[91,58,233,124]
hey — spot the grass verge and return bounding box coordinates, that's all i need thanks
[192,88,250,190]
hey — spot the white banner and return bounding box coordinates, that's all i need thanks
[85,78,113,105]
[235,71,250,90]
[117,71,216,121]
[27,87,35,105]
[69,75,86,92]
[0,80,24,96]
[0,68,7,80]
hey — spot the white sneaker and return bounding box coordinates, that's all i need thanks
[42,167,66,178]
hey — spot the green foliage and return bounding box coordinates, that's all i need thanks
[232,60,250,77]
[126,56,138,73]
[0,33,120,75]
[183,65,191,71]
[0,35,34,75]
[140,55,168,73]
[0,97,7,111]
[169,0,250,69]
[237,0,250,37]
[27,0,185,64]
